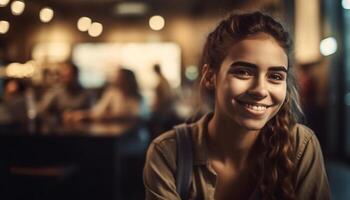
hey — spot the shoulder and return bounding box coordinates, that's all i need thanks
[291,123,327,179]
[47,86,64,95]
[146,123,196,168]
[41,86,64,102]
[103,87,119,95]
[150,122,197,152]
[150,129,177,153]
[291,123,318,161]
[291,124,331,199]
[144,129,179,199]
[145,129,178,171]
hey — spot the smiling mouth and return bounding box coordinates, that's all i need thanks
[236,100,272,112]
[244,103,268,111]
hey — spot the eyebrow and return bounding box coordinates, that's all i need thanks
[230,61,288,73]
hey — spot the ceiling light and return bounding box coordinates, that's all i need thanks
[77,17,92,32]
[0,0,10,7]
[11,1,25,16]
[114,2,148,15]
[149,15,165,31]
[320,37,337,56]
[39,7,54,23]
[0,20,9,34]
[88,22,103,37]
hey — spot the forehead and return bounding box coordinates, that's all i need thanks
[224,33,288,69]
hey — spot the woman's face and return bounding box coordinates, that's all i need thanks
[213,32,288,130]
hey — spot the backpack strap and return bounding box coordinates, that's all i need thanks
[174,124,193,200]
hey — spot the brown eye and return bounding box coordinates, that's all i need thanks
[268,73,285,82]
[231,68,253,79]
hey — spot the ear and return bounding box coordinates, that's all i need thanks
[201,64,216,89]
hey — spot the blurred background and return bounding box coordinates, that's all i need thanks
[0,0,349,199]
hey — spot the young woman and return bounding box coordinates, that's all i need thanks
[143,11,330,200]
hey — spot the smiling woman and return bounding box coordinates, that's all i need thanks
[143,11,331,200]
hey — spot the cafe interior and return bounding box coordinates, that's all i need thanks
[0,0,350,199]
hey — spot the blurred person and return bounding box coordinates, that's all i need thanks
[152,64,175,115]
[143,11,330,200]
[297,60,328,151]
[66,68,148,125]
[0,78,28,131]
[149,64,180,138]
[37,62,91,125]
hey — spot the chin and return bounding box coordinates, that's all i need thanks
[238,120,267,131]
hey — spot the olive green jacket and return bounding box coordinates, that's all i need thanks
[143,114,331,200]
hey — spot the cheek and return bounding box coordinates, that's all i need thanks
[271,84,287,111]
[226,79,250,97]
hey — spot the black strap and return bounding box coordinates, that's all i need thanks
[174,124,193,200]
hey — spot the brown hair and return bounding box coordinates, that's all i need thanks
[199,11,301,200]
[118,68,142,100]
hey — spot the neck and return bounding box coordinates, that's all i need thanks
[207,112,260,168]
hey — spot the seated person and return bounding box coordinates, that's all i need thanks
[64,68,152,155]
[37,62,91,124]
[0,78,27,128]
[66,68,147,127]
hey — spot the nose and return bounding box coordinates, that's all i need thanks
[247,77,268,99]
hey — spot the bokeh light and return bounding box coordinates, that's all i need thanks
[39,7,54,23]
[320,37,337,56]
[11,1,25,16]
[77,17,92,32]
[6,62,35,78]
[342,0,350,9]
[149,15,165,31]
[185,65,199,81]
[0,20,10,34]
[0,0,10,7]
[88,22,103,37]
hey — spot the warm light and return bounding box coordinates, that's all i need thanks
[39,7,54,23]
[88,22,103,37]
[320,37,337,56]
[0,0,9,7]
[11,1,25,16]
[149,15,165,31]
[6,62,35,78]
[0,20,9,34]
[32,42,71,63]
[77,17,92,32]
[114,2,148,15]
[342,0,350,9]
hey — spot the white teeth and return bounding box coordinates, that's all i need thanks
[245,104,267,111]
